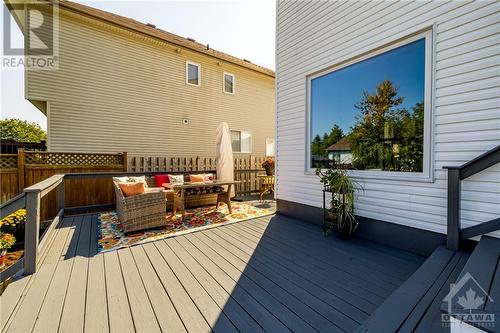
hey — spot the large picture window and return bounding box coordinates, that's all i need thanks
[309,32,431,176]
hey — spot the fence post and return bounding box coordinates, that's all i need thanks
[24,190,41,274]
[18,149,25,193]
[447,168,461,251]
[122,152,128,172]
[58,180,65,213]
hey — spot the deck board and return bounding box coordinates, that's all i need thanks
[226,222,388,303]
[6,216,78,333]
[168,237,265,333]
[104,250,135,333]
[84,214,109,333]
[2,213,425,333]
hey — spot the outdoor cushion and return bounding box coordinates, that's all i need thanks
[168,174,184,184]
[112,176,129,183]
[189,174,205,182]
[128,176,148,188]
[154,174,169,187]
[118,182,145,197]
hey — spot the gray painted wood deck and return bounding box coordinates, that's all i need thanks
[1,213,425,333]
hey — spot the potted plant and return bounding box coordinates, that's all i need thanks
[0,232,16,269]
[316,165,361,236]
[0,209,26,241]
[262,158,275,176]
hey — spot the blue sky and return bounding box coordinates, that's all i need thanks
[1,0,276,130]
[311,38,426,138]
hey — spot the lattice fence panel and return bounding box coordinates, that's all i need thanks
[0,154,17,169]
[25,152,124,166]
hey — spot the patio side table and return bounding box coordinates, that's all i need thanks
[258,175,275,201]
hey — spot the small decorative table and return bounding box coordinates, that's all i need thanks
[257,175,275,201]
[163,180,240,220]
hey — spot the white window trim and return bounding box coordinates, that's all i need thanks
[223,72,235,94]
[305,28,435,183]
[186,61,201,87]
[231,130,252,153]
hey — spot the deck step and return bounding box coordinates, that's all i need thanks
[356,245,470,333]
[441,236,500,333]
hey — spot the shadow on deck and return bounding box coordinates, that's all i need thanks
[1,213,426,332]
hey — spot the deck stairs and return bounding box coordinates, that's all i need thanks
[357,236,500,332]
[358,145,500,333]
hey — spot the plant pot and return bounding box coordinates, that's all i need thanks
[0,249,6,269]
[335,215,359,236]
[265,167,274,176]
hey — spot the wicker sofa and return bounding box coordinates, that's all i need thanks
[113,181,166,233]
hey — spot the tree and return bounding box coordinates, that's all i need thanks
[349,80,423,172]
[311,134,322,156]
[323,124,344,151]
[0,118,47,142]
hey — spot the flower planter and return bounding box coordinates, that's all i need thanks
[0,249,6,269]
[264,167,274,176]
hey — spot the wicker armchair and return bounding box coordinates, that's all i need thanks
[113,182,166,233]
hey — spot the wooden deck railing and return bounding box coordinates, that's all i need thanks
[0,174,65,279]
[444,145,500,250]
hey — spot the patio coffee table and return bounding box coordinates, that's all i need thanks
[163,180,240,220]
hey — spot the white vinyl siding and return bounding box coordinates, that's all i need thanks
[276,1,500,236]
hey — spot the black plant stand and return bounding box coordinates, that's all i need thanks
[322,185,332,235]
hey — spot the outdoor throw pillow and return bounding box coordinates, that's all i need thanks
[118,182,145,197]
[112,176,129,183]
[204,173,214,182]
[128,176,148,188]
[168,174,184,184]
[154,174,169,187]
[189,174,205,182]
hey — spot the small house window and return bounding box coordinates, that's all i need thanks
[224,72,235,94]
[186,61,200,86]
[266,138,275,156]
[231,130,251,153]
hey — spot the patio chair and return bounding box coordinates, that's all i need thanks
[113,181,166,233]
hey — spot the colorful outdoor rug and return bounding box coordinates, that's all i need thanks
[97,202,274,253]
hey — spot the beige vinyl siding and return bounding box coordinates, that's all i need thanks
[26,8,274,157]
[276,1,500,236]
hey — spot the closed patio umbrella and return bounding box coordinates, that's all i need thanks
[216,122,235,197]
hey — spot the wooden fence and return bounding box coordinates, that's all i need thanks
[1,152,268,219]
[128,155,267,196]
[0,150,126,220]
